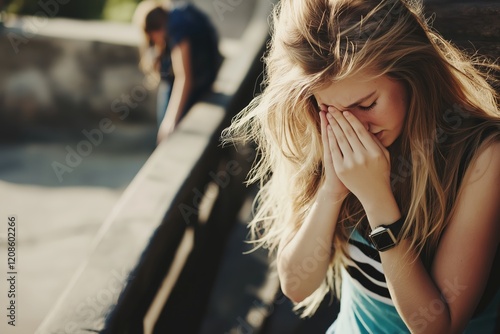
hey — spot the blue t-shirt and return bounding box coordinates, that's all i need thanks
[159,3,221,88]
[326,228,500,333]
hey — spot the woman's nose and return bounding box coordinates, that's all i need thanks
[350,111,370,131]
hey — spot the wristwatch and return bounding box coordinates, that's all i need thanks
[369,216,405,252]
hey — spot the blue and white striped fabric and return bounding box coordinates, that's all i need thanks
[326,228,500,333]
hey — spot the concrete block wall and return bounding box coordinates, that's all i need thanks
[0,20,158,140]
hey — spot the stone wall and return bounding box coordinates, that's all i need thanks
[0,20,157,140]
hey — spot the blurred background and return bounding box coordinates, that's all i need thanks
[0,0,498,333]
[0,0,268,333]
[6,0,145,22]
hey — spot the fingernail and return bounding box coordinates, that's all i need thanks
[328,106,335,112]
[343,111,350,117]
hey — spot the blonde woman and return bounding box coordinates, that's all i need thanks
[223,0,500,332]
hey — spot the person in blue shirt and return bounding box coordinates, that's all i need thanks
[223,0,500,332]
[135,1,221,143]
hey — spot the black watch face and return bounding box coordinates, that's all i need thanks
[370,230,396,251]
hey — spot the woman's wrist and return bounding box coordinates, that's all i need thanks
[317,185,349,204]
[362,190,401,229]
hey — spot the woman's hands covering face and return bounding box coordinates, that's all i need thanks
[319,106,349,200]
[323,106,392,206]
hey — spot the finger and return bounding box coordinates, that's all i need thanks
[327,107,365,153]
[320,111,334,168]
[370,132,391,160]
[342,111,380,151]
[320,111,328,143]
[327,123,344,163]
[326,110,353,155]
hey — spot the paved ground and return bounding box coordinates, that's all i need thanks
[0,124,156,334]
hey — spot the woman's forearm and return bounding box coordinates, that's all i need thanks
[277,188,344,302]
[159,40,193,135]
[381,240,454,333]
[364,193,454,333]
[161,75,192,127]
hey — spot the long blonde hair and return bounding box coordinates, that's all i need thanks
[222,0,500,316]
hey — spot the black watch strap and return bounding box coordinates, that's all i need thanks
[369,216,406,251]
[385,216,405,239]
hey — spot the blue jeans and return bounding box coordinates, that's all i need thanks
[156,80,172,127]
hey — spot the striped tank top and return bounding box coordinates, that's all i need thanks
[326,228,500,333]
